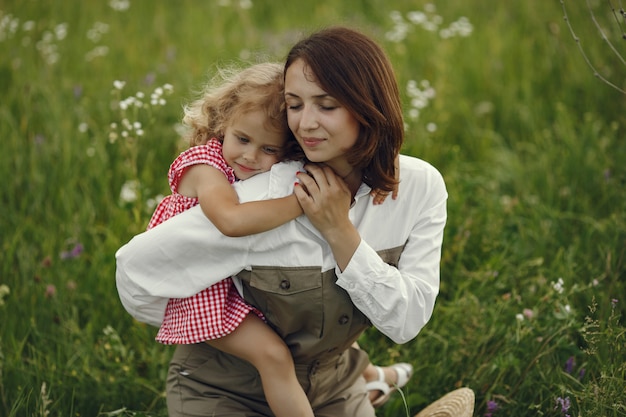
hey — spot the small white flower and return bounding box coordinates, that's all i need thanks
[109,0,130,11]
[113,80,126,90]
[0,284,10,306]
[516,314,524,321]
[552,277,564,294]
[120,180,139,203]
[407,11,426,25]
[439,28,452,39]
[54,23,68,40]
[239,0,252,9]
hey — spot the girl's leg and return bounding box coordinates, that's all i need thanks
[207,314,314,417]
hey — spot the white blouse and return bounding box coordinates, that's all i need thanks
[116,155,448,344]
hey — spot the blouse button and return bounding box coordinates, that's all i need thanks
[338,314,349,325]
[280,279,291,290]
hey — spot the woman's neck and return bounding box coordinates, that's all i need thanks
[339,167,362,197]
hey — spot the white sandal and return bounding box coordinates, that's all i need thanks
[365,362,414,408]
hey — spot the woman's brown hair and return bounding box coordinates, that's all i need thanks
[285,26,403,192]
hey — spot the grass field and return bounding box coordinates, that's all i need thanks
[1,1,625,416]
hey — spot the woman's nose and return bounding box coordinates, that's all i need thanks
[300,105,319,130]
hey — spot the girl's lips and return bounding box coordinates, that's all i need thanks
[235,163,256,172]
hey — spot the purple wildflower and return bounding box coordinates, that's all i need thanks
[73,84,83,99]
[484,399,498,416]
[578,368,585,380]
[60,243,84,259]
[564,356,575,374]
[555,396,571,416]
[45,284,56,298]
[143,72,156,86]
[611,298,619,308]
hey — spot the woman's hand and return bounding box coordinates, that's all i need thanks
[294,164,361,271]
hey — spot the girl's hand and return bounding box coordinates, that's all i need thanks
[370,186,398,205]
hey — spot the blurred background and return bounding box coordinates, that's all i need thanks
[1,1,624,416]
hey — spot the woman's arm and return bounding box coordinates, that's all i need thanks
[294,158,448,344]
[181,164,303,237]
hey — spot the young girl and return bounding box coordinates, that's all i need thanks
[147,62,314,417]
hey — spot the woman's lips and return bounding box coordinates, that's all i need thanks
[301,137,325,147]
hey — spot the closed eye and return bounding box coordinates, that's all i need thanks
[263,147,280,155]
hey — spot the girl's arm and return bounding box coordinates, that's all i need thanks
[179,164,302,237]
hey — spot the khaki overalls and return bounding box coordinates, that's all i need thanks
[166,266,377,416]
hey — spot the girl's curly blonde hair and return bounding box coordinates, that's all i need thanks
[182,62,302,160]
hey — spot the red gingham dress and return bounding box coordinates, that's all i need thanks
[148,138,264,345]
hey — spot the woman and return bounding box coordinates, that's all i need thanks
[116,26,449,416]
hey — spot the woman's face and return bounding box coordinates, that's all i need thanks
[284,58,360,176]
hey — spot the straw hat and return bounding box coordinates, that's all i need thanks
[413,387,475,417]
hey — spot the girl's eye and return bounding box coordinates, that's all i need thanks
[238,137,250,143]
[320,105,336,111]
[263,147,280,155]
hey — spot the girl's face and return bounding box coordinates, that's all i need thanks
[221,109,285,180]
[284,58,360,176]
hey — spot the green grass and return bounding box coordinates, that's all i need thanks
[1,1,624,416]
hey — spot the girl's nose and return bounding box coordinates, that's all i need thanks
[242,149,257,162]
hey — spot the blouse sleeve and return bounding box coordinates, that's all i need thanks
[335,160,448,344]
[115,206,253,325]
